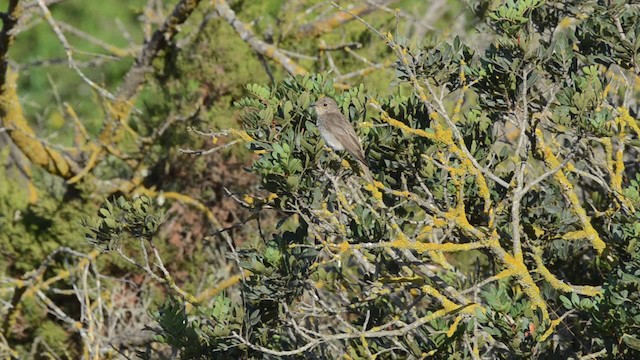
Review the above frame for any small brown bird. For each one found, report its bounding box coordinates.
[312,96,373,182]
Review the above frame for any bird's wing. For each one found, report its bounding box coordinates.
[324,113,368,165]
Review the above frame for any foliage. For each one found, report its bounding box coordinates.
[150,296,244,359]
[0,149,95,272]
[2,0,640,359]
[84,195,165,251]
[215,0,640,358]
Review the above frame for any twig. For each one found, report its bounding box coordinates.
[579,349,608,360]
[117,0,204,101]
[37,0,118,101]
[179,139,241,155]
[214,0,308,76]
[298,0,399,37]
[518,152,575,196]
[0,0,22,86]
[511,66,531,261]
[612,14,627,42]
[231,302,473,357]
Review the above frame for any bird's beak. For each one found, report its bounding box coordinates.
[310,103,317,108]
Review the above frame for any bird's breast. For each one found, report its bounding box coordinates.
[317,122,345,151]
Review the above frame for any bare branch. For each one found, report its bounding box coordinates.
[117,0,204,101]
[214,0,308,76]
[299,0,399,37]
[37,0,118,101]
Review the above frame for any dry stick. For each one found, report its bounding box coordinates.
[343,174,470,305]
[115,18,136,47]
[291,189,378,275]
[231,302,472,357]
[579,349,608,360]
[176,11,216,48]
[39,1,244,291]
[37,0,117,101]
[332,43,394,83]
[75,264,95,358]
[214,0,307,76]
[612,14,627,42]
[0,0,21,87]
[30,0,176,185]
[180,139,242,155]
[423,80,510,189]
[518,153,574,196]
[117,0,204,101]
[334,63,389,82]
[22,0,63,10]
[116,244,198,305]
[36,290,80,328]
[325,172,377,274]
[511,66,531,261]
[2,248,98,339]
[56,21,133,57]
[320,39,341,76]
[363,0,435,32]
[298,0,399,37]
[15,56,116,71]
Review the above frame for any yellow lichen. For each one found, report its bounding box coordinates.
[0,70,71,178]
[422,285,458,311]
[364,182,383,201]
[230,129,254,142]
[428,250,454,270]
[433,123,454,145]
[532,225,545,238]
[533,249,601,297]
[540,317,563,342]
[536,129,606,254]
[381,275,422,284]
[619,107,640,137]
[558,17,575,29]
[385,236,484,253]
[447,315,462,337]
[433,218,447,227]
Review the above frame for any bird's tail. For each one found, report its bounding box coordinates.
[359,162,374,183]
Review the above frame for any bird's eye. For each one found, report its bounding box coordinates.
[323,103,327,107]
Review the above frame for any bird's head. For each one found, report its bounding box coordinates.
[312,96,339,115]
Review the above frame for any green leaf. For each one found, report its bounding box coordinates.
[622,334,640,351]
[560,295,573,309]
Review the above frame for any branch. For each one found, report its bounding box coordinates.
[298,0,399,37]
[232,303,479,357]
[213,0,308,76]
[37,0,117,101]
[0,0,21,86]
[0,71,79,179]
[511,66,531,261]
[117,0,204,102]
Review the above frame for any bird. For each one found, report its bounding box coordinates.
[312,96,374,182]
